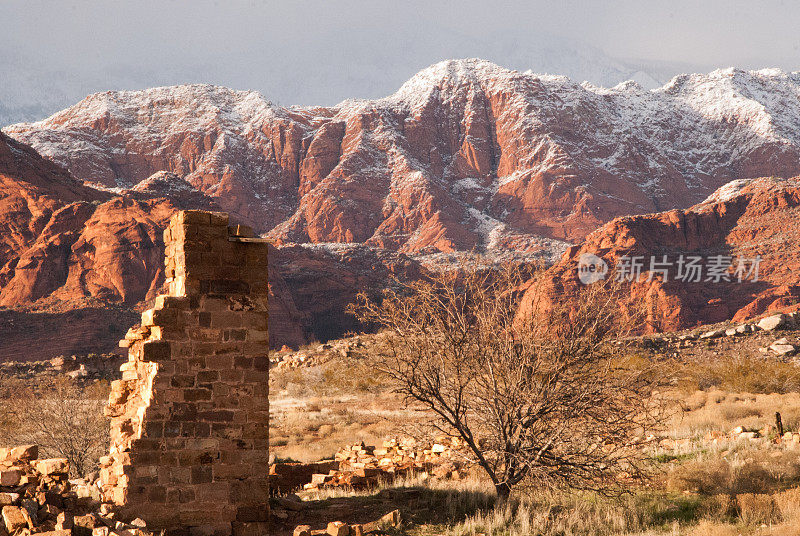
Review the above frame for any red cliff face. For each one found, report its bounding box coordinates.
[517,177,800,331]
[7,61,800,257]
[0,133,430,357]
[4,61,800,354]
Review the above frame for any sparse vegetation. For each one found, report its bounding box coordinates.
[0,375,109,476]
[352,268,667,499]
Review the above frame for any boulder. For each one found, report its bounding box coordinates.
[0,445,38,463]
[0,494,18,507]
[293,525,311,536]
[770,337,797,356]
[2,505,32,532]
[326,521,350,536]
[699,329,724,339]
[32,459,69,477]
[759,314,790,331]
[0,469,23,487]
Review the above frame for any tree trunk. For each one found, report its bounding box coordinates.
[495,482,512,501]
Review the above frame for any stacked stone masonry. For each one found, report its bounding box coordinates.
[99,210,270,536]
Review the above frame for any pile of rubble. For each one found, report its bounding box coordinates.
[300,436,469,492]
[292,509,400,536]
[271,335,388,371]
[0,444,153,536]
[657,426,800,452]
[643,313,800,358]
[0,355,124,383]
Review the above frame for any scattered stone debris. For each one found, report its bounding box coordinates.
[0,355,124,383]
[270,436,470,495]
[657,426,800,452]
[758,313,792,332]
[639,312,800,358]
[271,335,384,370]
[0,444,154,536]
[291,509,400,536]
[768,337,797,356]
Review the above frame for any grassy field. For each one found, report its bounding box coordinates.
[269,330,800,535]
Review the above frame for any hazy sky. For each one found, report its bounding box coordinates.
[1,0,799,109]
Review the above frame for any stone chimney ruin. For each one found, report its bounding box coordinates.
[99,210,270,536]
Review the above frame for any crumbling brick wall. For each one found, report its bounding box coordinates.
[99,210,269,536]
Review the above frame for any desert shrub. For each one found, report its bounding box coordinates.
[666,455,800,498]
[680,354,800,394]
[0,377,109,476]
[353,268,668,499]
[737,493,780,525]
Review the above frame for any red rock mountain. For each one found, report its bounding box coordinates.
[518,176,800,330]
[7,60,800,257]
[3,60,800,358]
[0,132,424,359]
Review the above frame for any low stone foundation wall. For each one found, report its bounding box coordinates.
[99,210,269,536]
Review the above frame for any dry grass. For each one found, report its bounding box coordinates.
[668,388,800,437]
[677,352,800,395]
[270,347,800,535]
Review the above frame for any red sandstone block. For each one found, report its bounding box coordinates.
[184,389,212,402]
[228,224,254,238]
[209,212,229,226]
[185,356,206,369]
[196,370,219,383]
[171,375,195,388]
[231,479,269,503]
[219,244,246,266]
[198,297,232,312]
[212,383,231,397]
[223,329,247,342]
[244,246,268,265]
[242,370,267,383]
[198,410,235,422]
[164,422,181,437]
[168,466,192,484]
[197,225,228,240]
[186,327,222,342]
[233,356,253,369]
[241,342,267,355]
[211,312,243,329]
[190,466,213,485]
[142,340,171,362]
[248,411,270,424]
[246,330,268,343]
[155,295,191,310]
[213,464,251,480]
[144,421,164,438]
[178,211,212,226]
[160,451,179,466]
[170,403,198,421]
[205,355,234,369]
[194,482,231,502]
[209,279,250,295]
[214,265,242,281]
[218,370,243,383]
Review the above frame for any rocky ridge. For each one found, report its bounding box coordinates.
[518,176,800,330]
[7,60,800,256]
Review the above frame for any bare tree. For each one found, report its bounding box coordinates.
[0,377,109,477]
[351,266,665,499]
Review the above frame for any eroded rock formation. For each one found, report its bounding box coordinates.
[518,177,800,330]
